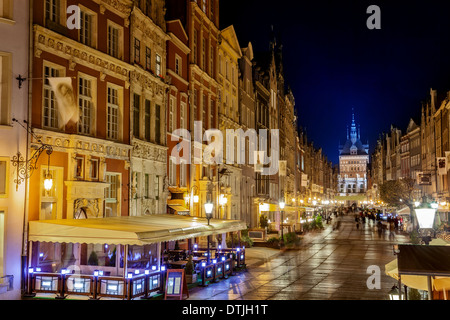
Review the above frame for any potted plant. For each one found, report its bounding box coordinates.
[184,255,197,284]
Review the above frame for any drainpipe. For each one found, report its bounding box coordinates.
[21,0,33,295]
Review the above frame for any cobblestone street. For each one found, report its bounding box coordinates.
[188,214,411,300]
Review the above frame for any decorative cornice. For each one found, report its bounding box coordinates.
[34,24,132,84]
[32,128,132,161]
[132,8,170,47]
[130,67,167,98]
[132,139,167,163]
[92,0,133,19]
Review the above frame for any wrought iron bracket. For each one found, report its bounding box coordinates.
[11,118,53,191]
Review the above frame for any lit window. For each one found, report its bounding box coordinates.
[180,160,187,187]
[154,175,160,200]
[175,55,181,76]
[169,157,176,186]
[78,76,94,135]
[107,22,122,59]
[105,173,120,217]
[155,54,162,77]
[80,9,95,47]
[45,0,60,24]
[43,63,64,129]
[134,38,140,64]
[0,0,13,20]
[107,85,119,140]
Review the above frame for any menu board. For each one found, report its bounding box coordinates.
[164,269,189,300]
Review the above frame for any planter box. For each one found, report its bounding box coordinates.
[186,273,197,284]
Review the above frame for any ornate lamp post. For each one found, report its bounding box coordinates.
[279,201,285,248]
[415,197,437,245]
[204,201,214,263]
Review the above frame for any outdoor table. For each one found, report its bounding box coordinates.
[168,250,185,253]
[168,260,188,268]
[191,256,206,262]
[192,250,208,257]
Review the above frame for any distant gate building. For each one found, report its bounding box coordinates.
[338,111,369,197]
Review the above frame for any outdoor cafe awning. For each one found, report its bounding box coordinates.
[385,240,450,292]
[28,214,247,246]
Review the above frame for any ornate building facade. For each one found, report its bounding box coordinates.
[338,112,369,197]
[129,0,169,217]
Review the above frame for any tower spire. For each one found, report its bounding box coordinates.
[350,109,357,144]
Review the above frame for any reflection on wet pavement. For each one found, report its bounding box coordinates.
[188,215,410,300]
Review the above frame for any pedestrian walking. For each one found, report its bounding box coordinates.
[355,216,360,230]
[389,221,396,240]
[377,221,383,238]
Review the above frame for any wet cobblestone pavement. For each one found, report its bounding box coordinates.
[188,215,411,300]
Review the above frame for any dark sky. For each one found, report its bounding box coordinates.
[220,0,450,164]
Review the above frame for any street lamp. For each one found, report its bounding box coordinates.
[415,197,437,244]
[204,201,214,264]
[388,284,404,300]
[279,201,285,248]
[204,201,214,225]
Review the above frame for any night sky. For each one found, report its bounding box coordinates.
[220,0,450,164]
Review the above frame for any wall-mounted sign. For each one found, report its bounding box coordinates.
[417,172,432,185]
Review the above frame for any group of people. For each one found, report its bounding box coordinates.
[354,209,401,239]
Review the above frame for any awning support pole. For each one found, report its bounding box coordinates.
[398,275,402,300]
[428,276,433,300]
[123,244,129,278]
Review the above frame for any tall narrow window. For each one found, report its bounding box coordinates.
[193,89,198,121]
[107,85,119,140]
[202,94,207,130]
[144,173,150,198]
[45,0,60,23]
[193,29,198,64]
[108,24,120,58]
[169,157,176,186]
[155,104,161,144]
[155,54,162,77]
[144,99,151,141]
[180,101,186,130]
[134,38,140,64]
[145,47,151,71]
[202,38,206,70]
[175,55,181,76]
[210,99,214,129]
[133,94,140,138]
[154,175,160,200]
[105,173,119,217]
[78,76,93,135]
[43,65,60,129]
[90,159,99,180]
[210,46,214,76]
[145,0,152,16]
[80,10,94,47]
[180,160,186,187]
[169,96,176,132]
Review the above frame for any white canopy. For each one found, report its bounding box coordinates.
[397,206,411,215]
[29,214,247,246]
